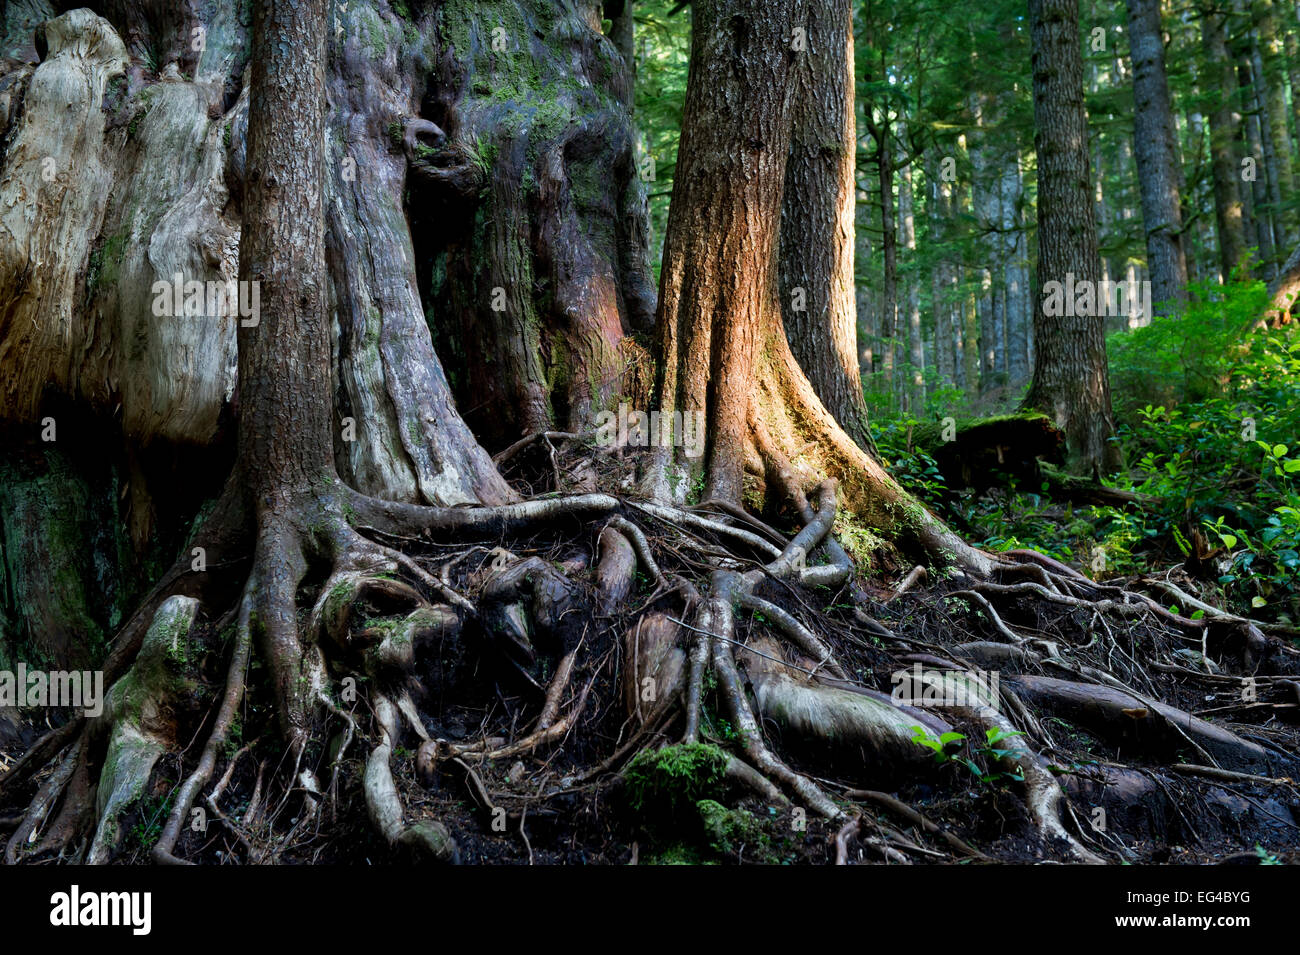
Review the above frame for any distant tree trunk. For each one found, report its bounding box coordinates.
[1183,106,1214,283]
[857,216,877,376]
[953,171,975,393]
[969,93,1001,395]
[1126,0,1189,310]
[1239,55,1276,280]
[898,161,924,413]
[1001,156,1031,387]
[1024,0,1121,475]
[1200,3,1249,279]
[962,285,980,394]
[876,127,899,407]
[779,0,874,454]
[1254,0,1294,243]
[926,154,956,391]
[1283,2,1300,159]
[1250,40,1284,275]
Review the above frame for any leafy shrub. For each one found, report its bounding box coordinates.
[1108,277,1270,414]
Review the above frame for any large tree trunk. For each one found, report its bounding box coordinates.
[1125,0,1189,310]
[1023,0,1120,475]
[424,0,656,451]
[778,0,874,454]
[652,0,983,565]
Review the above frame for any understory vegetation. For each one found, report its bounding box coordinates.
[875,281,1300,626]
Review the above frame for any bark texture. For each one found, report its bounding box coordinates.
[1199,4,1248,280]
[652,0,986,567]
[1126,0,1188,309]
[425,0,656,450]
[778,0,873,454]
[1023,0,1121,475]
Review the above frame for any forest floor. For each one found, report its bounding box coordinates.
[3,439,1297,865]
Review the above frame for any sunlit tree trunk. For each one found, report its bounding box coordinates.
[779,0,874,453]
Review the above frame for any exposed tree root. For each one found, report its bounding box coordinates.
[4,467,1292,866]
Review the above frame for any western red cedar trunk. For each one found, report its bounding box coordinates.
[1023,0,1121,475]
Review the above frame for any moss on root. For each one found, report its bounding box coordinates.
[622,742,729,817]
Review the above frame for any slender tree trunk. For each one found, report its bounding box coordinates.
[1284,2,1300,161]
[927,154,956,390]
[898,161,924,413]
[1024,0,1120,474]
[779,0,874,453]
[238,0,332,501]
[1126,0,1189,310]
[1254,0,1294,243]
[1239,54,1276,279]
[1200,3,1249,279]
[877,129,898,410]
[1184,105,1214,283]
[969,93,1000,395]
[1001,155,1031,387]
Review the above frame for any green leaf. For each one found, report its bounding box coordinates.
[1252,596,1267,609]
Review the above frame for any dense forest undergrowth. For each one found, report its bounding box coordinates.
[880,282,1300,627]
